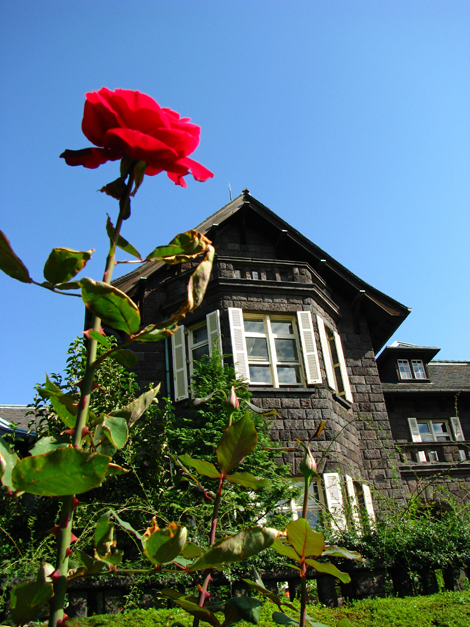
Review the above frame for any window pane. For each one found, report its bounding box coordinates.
[246,337,269,359]
[418,422,433,442]
[433,422,451,441]
[192,344,209,361]
[244,319,265,334]
[278,365,301,384]
[192,326,208,345]
[398,360,412,379]
[271,321,294,335]
[252,271,259,280]
[249,365,272,383]
[412,360,426,379]
[275,338,298,361]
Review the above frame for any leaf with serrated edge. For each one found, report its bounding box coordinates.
[110,384,160,427]
[226,597,262,625]
[0,231,31,283]
[43,247,93,285]
[110,348,139,368]
[226,471,269,490]
[271,538,301,562]
[109,509,142,540]
[50,395,77,428]
[11,448,111,496]
[179,453,221,479]
[146,230,211,261]
[272,612,299,626]
[106,216,141,259]
[243,579,284,607]
[163,595,221,627]
[322,545,362,561]
[216,412,257,475]
[305,559,351,584]
[87,330,111,349]
[102,416,128,449]
[134,321,177,343]
[142,521,187,565]
[189,527,278,571]
[80,278,140,335]
[0,438,19,489]
[286,518,325,559]
[185,245,214,312]
[181,541,202,559]
[9,581,53,624]
[29,436,71,456]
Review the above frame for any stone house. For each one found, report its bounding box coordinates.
[114,189,468,528]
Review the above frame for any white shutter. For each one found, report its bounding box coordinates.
[450,417,465,442]
[171,325,188,401]
[297,311,322,384]
[317,316,335,391]
[334,331,353,403]
[207,310,223,363]
[228,308,249,380]
[362,484,376,524]
[345,475,361,529]
[323,473,346,531]
[408,417,426,462]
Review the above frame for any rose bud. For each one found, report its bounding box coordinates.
[299,442,318,480]
[225,386,239,410]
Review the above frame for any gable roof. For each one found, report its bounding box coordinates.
[114,190,410,352]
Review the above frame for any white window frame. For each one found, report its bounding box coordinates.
[398,359,427,380]
[407,416,464,463]
[317,316,353,403]
[171,311,222,402]
[276,478,325,528]
[228,308,321,388]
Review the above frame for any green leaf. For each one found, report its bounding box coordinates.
[336,620,354,627]
[29,435,71,456]
[225,597,262,625]
[271,538,301,563]
[109,509,142,540]
[322,545,362,561]
[110,384,160,427]
[105,462,129,476]
[11,448,111,496]
[160,592,221,627]
[94,511,123,566]
[9,581,53,624]
[0,231,31,283]
[110,348,139,368]
[146,230,211,262]
[189,527,279,571]
[242,579,284,608]
[244,400,278,416]
[43,247,93,284]
[216,412,257,475]
[50,394,77,428]
[134,321,178,343]
[304,559,351,584]
[272,612,299,626]
[106,216,141,259]
[102,415,128,449]
[73,550,107,576]
[286,518,325,559]
[181,541,202,559]
[142,521,188,565]
[55,280,81,290]
[185,245,214,312]
[87,330,111,349]
[0,437,19,490]
[179,453,221,479]
[226,471,269,490]
[80,277,141,335]
[130,160,147,197]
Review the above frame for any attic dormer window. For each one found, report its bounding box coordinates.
[398,359,427,380]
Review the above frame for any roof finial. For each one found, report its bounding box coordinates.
[242,188,250,199]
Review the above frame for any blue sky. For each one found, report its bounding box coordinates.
[1,1,469,404]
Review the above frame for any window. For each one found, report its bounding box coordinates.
[317,316,353,403]
[228,309,322,387]
[171,311,222,401]
[408,417,465,463]
[398,359,427,380]
[276,479,324,528]
[344,475,376,531]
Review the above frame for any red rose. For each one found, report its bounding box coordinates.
[61,88,213,187]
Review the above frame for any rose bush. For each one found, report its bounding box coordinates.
[61,87,213,187]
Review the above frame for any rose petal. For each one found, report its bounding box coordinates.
[60,148,122,169]
[167,170,188,187]
[103,128,178,163]
[154,127,200,157]
[103,89,171,134]
[177,157,214,182]
[82,91,123,146]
